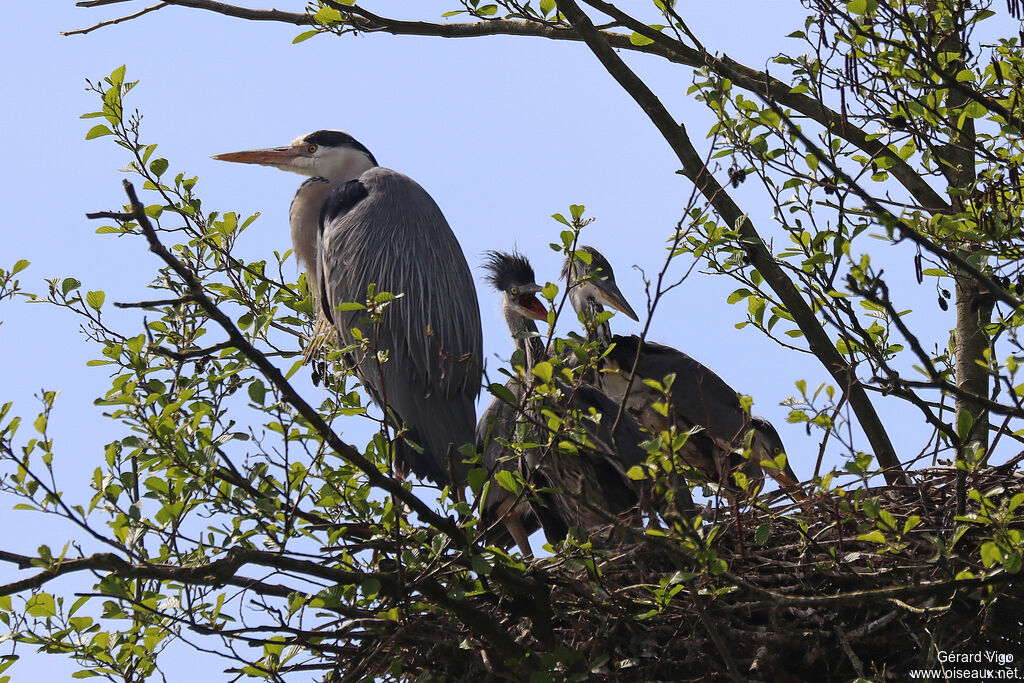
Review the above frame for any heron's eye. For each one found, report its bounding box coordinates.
[307,144,318,154]
[510,286,519,296]
[773,446,782,455]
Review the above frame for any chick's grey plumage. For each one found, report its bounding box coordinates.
[479,251,647,553]
[563,246,803,499]
[214,131,482,488]
[476,251,558,555]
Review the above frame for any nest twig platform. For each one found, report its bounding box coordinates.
[327,461,1024,682]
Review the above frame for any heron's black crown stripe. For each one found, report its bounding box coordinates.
[303,130,378,165]
[482,250,536,292]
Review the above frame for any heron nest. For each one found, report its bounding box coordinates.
[327,459,1024,682]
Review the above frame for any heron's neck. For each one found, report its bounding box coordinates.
[578,295,611,345]
[288,152,378,277]
[506,314,546,372]
[289,178,332,277]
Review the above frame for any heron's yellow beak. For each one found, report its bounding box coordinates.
[594,281,640,321]
[211,146,299,167]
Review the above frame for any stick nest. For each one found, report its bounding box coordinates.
[328,460,1024,682]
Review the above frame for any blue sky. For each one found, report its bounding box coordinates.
[0,1,931,679]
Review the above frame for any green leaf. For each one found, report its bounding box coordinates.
[149,158,169,177]
[921,268,948,278]
[488,382,518,407]
[25,593,56,618]
[726,288,752,305]
[962,101,987,119]
[85,124,112,140]
[314,6,344,24]
[471,553,493,575]
[85,290,105,310]
[72,669,100,678]
[532,361,553,384]
[494,470,520,494]
[11,259,29,274]
[61,278,81,296]
[109,64,127,87]
[248,380,266,405]
[857,530,887,544]
[477,3,498,15]
[629,31,654,46]
[551,213,570,227]
[956,409,973,441]
[292,30,320,44]
[878,509,896,531]
[540,0,556,15]
[846,0,876,14]
[468,467,487,497]
[980,541,1002,567]
[360,578,381,599]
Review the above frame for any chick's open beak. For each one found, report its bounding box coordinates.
[517,284,548,321]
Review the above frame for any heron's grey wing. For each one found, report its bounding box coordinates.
[608,335,750,448]
[476,386,565,544]
[569,382,648,471]
[476,392,517,519]
[316,179,368,328]
[573,382,698,520]
[319,168,483,486]
[531,381,641,534]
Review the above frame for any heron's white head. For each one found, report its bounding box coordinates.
[212,130,378,184]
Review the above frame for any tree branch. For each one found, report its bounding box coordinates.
[554,0,905,485]
[62,2,166,36]
[93,181,463,537]
[70,0,950,215]
[83,181,541,665]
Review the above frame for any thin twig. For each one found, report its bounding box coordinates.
[63,2,165,36]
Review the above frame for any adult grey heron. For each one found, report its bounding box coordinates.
[213,131,482,491]
[477,251,653,554]
[562,246,804,502]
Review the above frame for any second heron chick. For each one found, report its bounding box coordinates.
[562,246,805,504]
[477,250,657,557]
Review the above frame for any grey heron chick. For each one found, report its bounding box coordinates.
[214,130,482,490]
[562,246,804,502]
[479,251,652,554]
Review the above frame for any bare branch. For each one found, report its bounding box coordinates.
[63,2,166,36]
[553,0,905,484]
[70,0,948,215]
